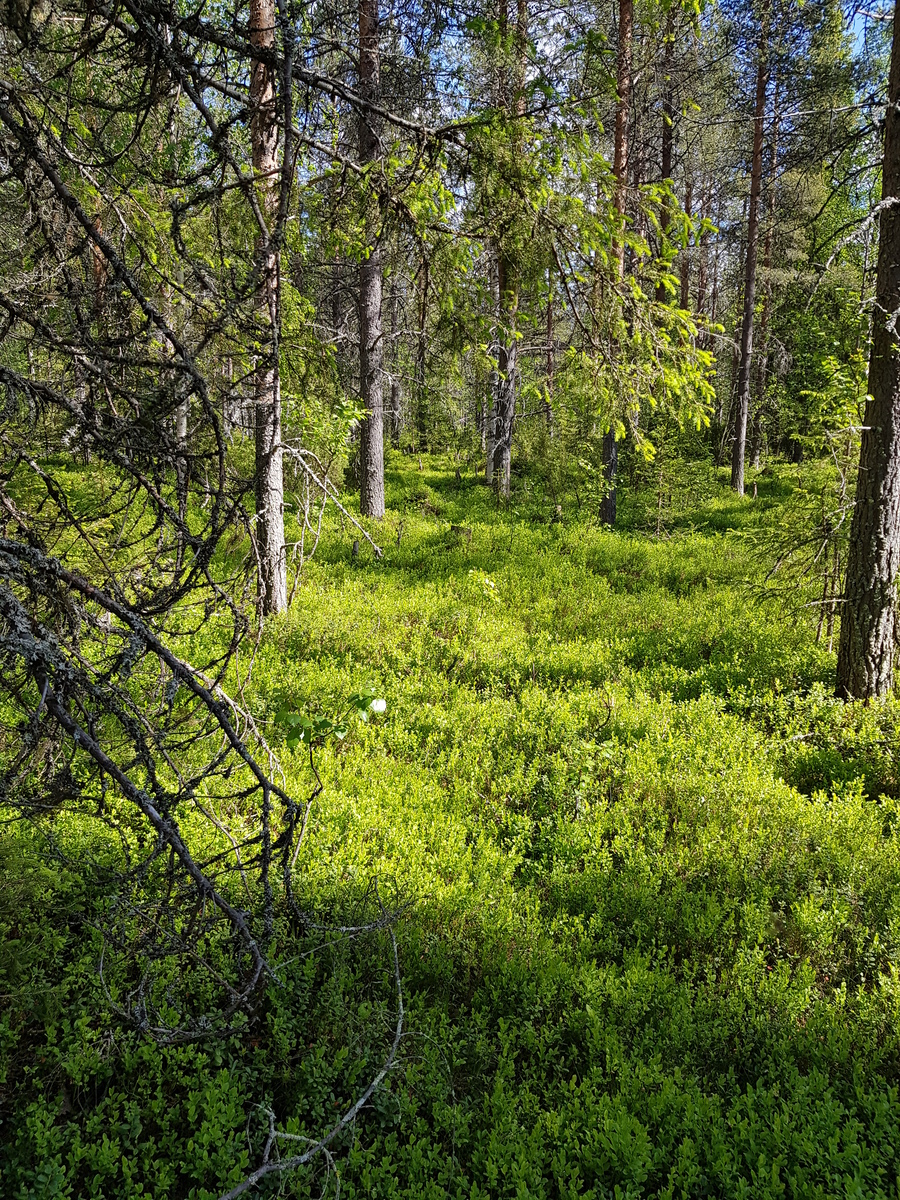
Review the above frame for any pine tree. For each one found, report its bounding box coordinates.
[836,0,900,699]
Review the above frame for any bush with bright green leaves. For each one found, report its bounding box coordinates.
[3,454,900,1200]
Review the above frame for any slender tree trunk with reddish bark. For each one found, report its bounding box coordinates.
[250,0,287,614]
[837,0,900,699]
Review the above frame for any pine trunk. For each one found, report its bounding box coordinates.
[836,1,900,700]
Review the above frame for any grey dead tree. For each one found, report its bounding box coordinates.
[358,0,387,518]
[250,0,288,612]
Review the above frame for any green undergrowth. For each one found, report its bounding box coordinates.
[3,455,900,1199]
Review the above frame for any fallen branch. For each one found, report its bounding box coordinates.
[217,906,404,1200]
[285,448,383,560]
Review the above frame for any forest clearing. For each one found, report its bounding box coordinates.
[3,456,900,1198]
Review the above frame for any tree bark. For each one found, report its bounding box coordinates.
[358,0,386,518]
[751,96,779,471]
[488,0,527,499]
[836,1,900,700]
[545,279,555,436]
[612,0,633,283]
[599,430,618,526]
[695,176,711,327]
[602,0,632,526]
[709,186,723,329]
[656,8,674,305]
[389,272,401,448]
[491,251,518,496]
[731,29,769,497]
[175,392,189,518]
[416,252,429,452]
[250,0,287,614]
[629,46,646,254]
[163,260,190,522]
[331,246,350,394]
[680,174,692,310]
[485,251,498,484]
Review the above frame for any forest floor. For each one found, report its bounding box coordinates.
[3,454,900,1199]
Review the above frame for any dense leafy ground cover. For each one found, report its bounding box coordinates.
[3,456,900,1199]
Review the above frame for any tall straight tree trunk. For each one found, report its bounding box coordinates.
[492,251,518,496]
[680,174,693,310]
[720,190,747,467]
[731,29,769,497]
[707,189,725,455]
[224,356,240,436]
[331,248,349,394]
[656,8,674,304]
[358,0,385,518]
[599,430,618,525]
[629,52,646,253]
[751,95,779,470]
[484,12,503,487]
[250,0,287,614]
[485,251,498,483]
[545,278,555,436]
[695,177,711,324]
[388,272,401,448]
[489,0,527,499]
[837,1,900,700]
[601,0,632,527]
[709,187,723,329]
[611,0,632,281]
[416,252,429,452]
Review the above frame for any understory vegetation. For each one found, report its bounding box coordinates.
[3,455,900,1200]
